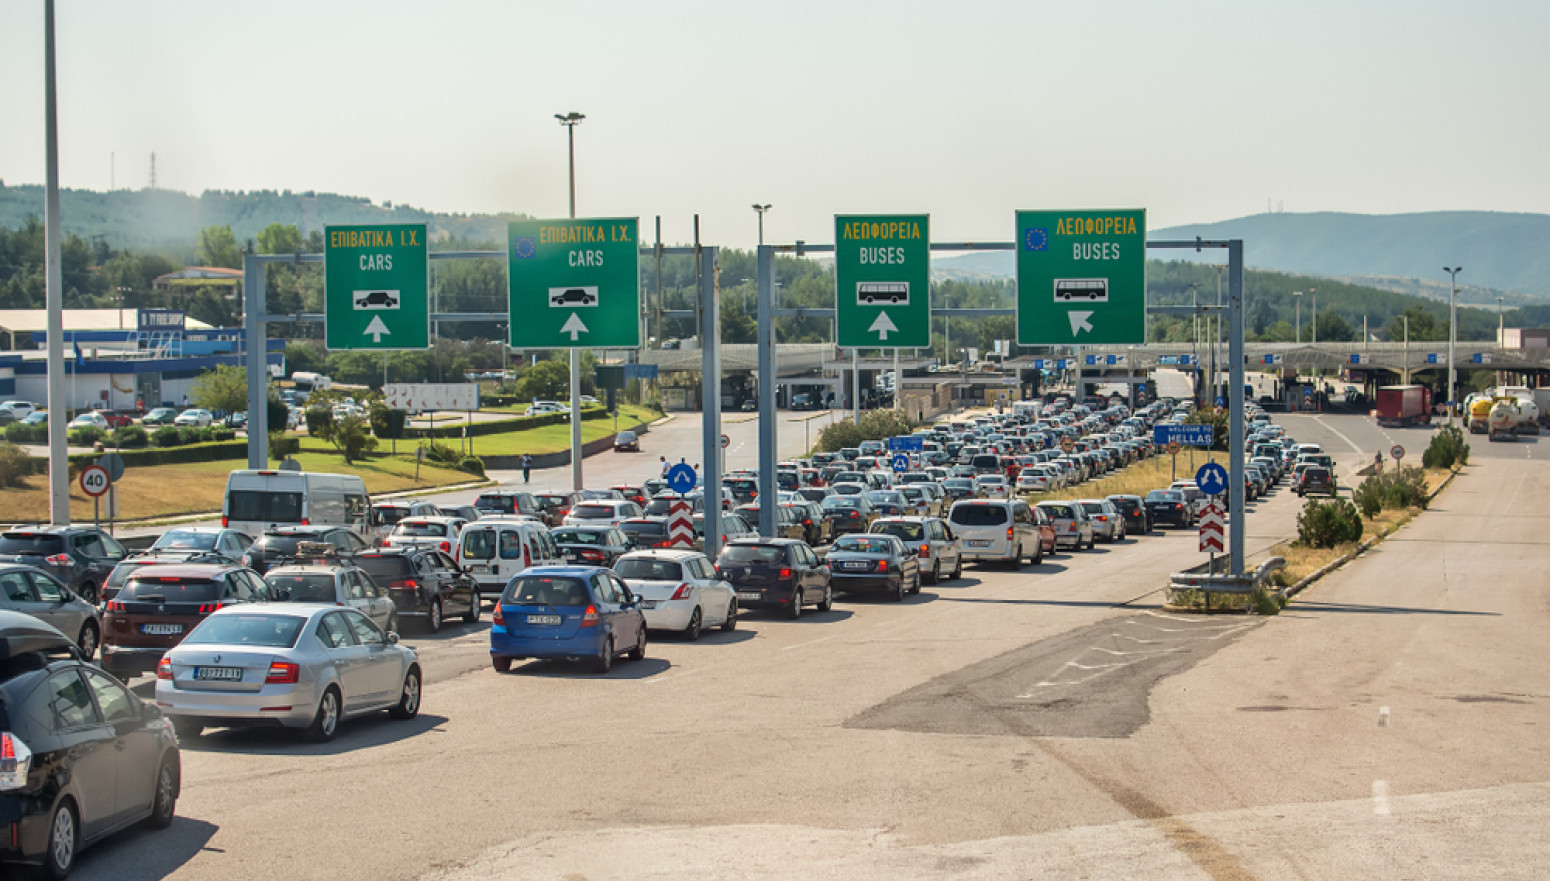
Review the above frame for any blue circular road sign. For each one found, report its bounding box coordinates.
[666,463,698,494]
[1195,462,1229,496]
[1214,396,1226,408]
[890,453,911,473]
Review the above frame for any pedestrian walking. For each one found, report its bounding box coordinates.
[660,455,670,477]
[522,453,532,483]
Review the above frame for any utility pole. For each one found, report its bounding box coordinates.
[1444,266,1462,423]
[752,204,771,246]
[44,0,69,524]
[556,111,585,490]
[1293,291,1303,344]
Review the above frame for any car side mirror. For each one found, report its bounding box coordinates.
[142,702,163,721]
[386,631,399,644]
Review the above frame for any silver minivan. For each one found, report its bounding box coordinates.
[946,499,1042,569]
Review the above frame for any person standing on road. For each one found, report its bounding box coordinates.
[522,453,532,483]
[660,455,670,478]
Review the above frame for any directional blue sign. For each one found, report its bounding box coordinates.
[1153,424,1215,447]
[666,463,698,494]
[1214,396,1226,408]
[1263,354,1283,365]
[1056,359,1069,369]
[1033,358,1045,369]
[1195,462,1229,496]
[1472,352,1491,364]
[1107,354,1120,365]
[1426,353,1439,364]
[1350,354,1369,365]
[890,453,911,473]
[888,435,924,452]
[1085,355,1097,366]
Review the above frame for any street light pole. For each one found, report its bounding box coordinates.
[1293,291,1303,344]
[1310,287,1318,345]
[752,204,771,246]
[1444,266,1462,422]
[556,111,585,490]
[1497,296,1505,385]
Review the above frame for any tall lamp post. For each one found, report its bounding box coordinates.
[1310,287,1318,345]
[556,111,585,490]
[1293,291,1303,343]
[1444,266,1462,422]
[752,204,771,246]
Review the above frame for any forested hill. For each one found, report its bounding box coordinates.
[0,184,525,257]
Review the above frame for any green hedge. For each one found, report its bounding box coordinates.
[66,439,248,469]
[401,405,609,439]
[3,423,46,444]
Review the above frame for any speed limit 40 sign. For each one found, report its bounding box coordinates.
[79,464,111,497]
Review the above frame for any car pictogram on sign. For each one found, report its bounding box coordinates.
[549,286,599,307]
[354,289,401,310]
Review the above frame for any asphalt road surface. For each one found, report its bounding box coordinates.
[75,413,1550,881]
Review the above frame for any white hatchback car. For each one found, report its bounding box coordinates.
[174,408,213,426]
[562,500,644,527]
[614,548,736,640]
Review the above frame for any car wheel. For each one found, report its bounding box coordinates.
[817,584,833,613]
[144,758,178,829]
[43,799,78,881]
[76,621,98,661]
[788,590,804,620]
[721,600,738,632]
[627,627,647,661]
[951,554,963,580]
[928,559,940,585]
[909,571,921,595]
[426,598,443,633]
[462,589,481,624]
[492,656,512,673]
[1009,544,1023,570]
[303,686,342,743]
[891,577,906,602]
[76,580,98,606]
[389,667,421,720]
[683,607,703,641]
[593,638,615,674]
[172,718,202,741]
[1031,541,1043,565]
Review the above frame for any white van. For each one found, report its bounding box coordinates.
[222,470,369,538]
[455,517,565,594]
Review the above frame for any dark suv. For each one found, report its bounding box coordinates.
[1296,467,1336,497]
[0,612,180,877]
[352,547,480,633]
[242,525,370,575]
[474,491,543,519]
[0,525,128,605]
[714,539,831,620]
[101,563,267,678]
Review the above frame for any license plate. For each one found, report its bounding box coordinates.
[193,666,242,681]
[968,540,991,547]
[736,591,761,601]
[471,564,490,573]
[526,615,562,625]
[640,600,657,609]
[142,623,183,635]
[841,561,870,570]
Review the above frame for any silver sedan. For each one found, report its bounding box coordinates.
[155,604,421,742]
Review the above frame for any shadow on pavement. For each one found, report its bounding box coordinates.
[73,816,219,881]
[1291,601,1501,617]
[180,713,450,757]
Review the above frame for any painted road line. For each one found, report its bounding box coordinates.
[1373,779,1392,815]
[1379,706,1391,728]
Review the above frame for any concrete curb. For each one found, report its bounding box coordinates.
[1285,464,1464,599]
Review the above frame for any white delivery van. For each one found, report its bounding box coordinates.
[222,470,370,538]
[455,517,565,594]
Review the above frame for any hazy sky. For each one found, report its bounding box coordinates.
[2,0,1546,247]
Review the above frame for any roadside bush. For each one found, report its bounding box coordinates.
[68,426,104,446]
[816,419,864,453]
[151,426,183,447]
[322,414,377,464]
[3,423,45,444]
[1184,408,1230,451]
[113,425,149,448]
[458,456,486,478]
[1296,497,1364,549]
[1422,425,1470,469]
[0,441,33,488]
[269,432,300,460]
[1353,465,1429,517]
[367,401,407,440]
[212,428,236,442]
[178,426,215,445]
[305,407,335,438]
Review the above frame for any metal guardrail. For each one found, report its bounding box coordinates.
[1166,556,1285,612]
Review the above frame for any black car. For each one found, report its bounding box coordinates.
[714,539,831,620]
[1106,494,1152,534]
[0,612,180,878]
[825,534,920,601]
[473,491,543,519]
[1297,467,1336,497]
[0,525,128,605]
[1143,490,1193,528]
[241,525,370,575]
[552,525,633,564]
[617,518,672,550]
[352,547,479,633]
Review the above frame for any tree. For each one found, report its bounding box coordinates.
[196,225,241,269]
[515,360,570,401]
[257,223,305,255]
[190,364,250,414]
[316,413,378,464]
[1384,305,1447,342]
[1314,310,1356,342]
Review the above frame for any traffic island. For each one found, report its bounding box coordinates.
[1164,557,1285,614]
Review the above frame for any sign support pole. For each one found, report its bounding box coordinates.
[852,350,860,422]
[43,0,70,526]
[1227,239,1246,575]
[699,245,722,555]
[570,349,583,490]
[756,244,777,537]
[243,251,270,468]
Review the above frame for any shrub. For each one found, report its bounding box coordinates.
[458,456,486,477]
[326,414,378,464]
[305,407,335,438]
[423,440,461,465]
[212,428,236,442]
[1422,425,1470,469]
[0,441,33,488]
[113,425,148,448]
[151,426,183,447]
[269,432,300,460]
[1296,497,1364,549]
[178,426,215,445]
[268,394,290,435]
[67,426,104,446]
[3,423,44,444]
[367,402,407,440]
[816,419,864,452]
[1352,477,1383,519]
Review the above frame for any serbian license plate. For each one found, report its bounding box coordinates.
[640,600,657,609]
[736,591,761,601]
[841,561,870,570]
[968,540,992,547]
[193,666,242,681]
[526,615,562,625]
[142,623,183,635]
[471,564,490,573]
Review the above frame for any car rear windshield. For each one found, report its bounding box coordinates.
[1147,491,1183,502]
[183,614,304,648]
[1109,498,1140,512]
[615,558,682,581]
[253,535,306,555]
[370,506,410,526]
[353,554,414,582]
[949,505,1008,526]
[475,495,517,512]
[0,533,65,555]
[265,574,338,603]
[873,522,924,541]
[153,529,219,551]
[1040,504,1077,519]
[718,545,788,565]
[571,504,617,519]
[821,498,860,510]
[227,490,304,523]
[460,530,497,560]
[392,521,447,537]
[833,536,893,554]
[619,521,666,536]
[106,560,160,589]
[503,576,590,607]
[1079,503,1105,515]
[121,578,221,602]
[554,528,608,544]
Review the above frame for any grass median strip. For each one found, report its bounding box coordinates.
[1016,451,1226,505]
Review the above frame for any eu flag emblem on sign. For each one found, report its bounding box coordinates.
[1023,227,1048,251]
[512,236,537,259]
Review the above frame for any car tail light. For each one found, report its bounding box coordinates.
[300,518,310,526]
[778,568,793,580]
[918,544,930,559]
[877,560,889,572]
[580,549,605,562]
[157,658,173,680]
[265,661,300,684]
[1006,526,1015,540]
[107,601,126,612]
[391,579,419,591]
[221,516,229,527]
[1095,515,1107,521]
[0,732,33,791]
[44,554,72,566]
[524,546,531,569]
[849,511,859,519]
[197,602,225,614]
[440,541,451,553]
[580,604,600,627]
[671,583,693,600]
[492,604,505,626]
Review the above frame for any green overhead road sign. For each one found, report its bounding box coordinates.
[324,223,429,350]
[1015,209,1146,346]
[834,214,930,348]
[507,218,640,349]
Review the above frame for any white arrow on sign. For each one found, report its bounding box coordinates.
[869,311,898,341]
[364,315,392,343]
[561,313,589,341]
[1068,311,1094,336]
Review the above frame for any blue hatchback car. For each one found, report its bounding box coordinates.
[490,566,647,674]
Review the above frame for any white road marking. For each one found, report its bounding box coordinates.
[1373,779,1392,815]
[1315,414,1366,454]
[781,633,843,651]
[1379,706,1390,727]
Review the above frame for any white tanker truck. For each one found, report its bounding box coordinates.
[1489,398,1523,442]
